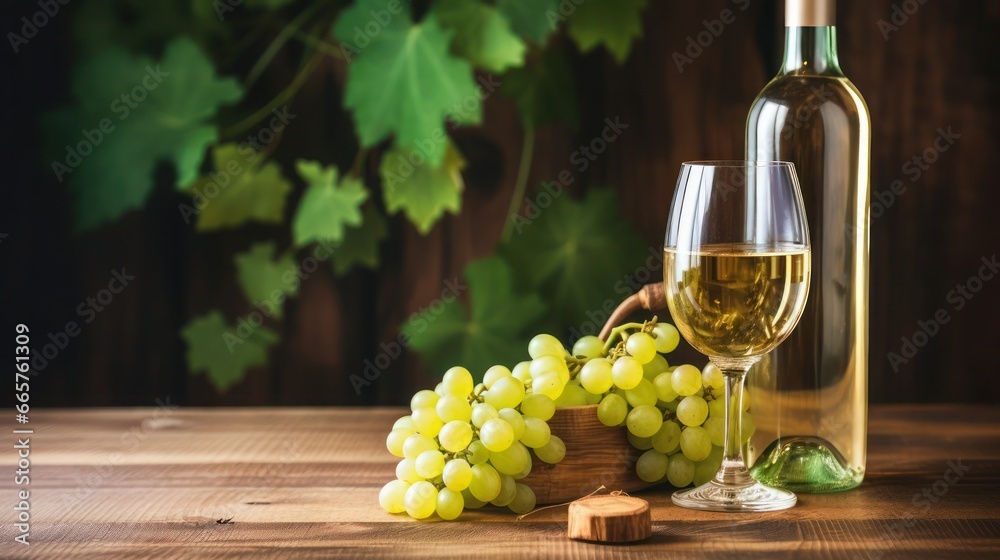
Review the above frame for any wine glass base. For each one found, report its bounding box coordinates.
[671,480,797,512]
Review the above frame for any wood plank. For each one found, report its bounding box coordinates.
[1,405,998,558]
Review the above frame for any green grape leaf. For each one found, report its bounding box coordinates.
[496,0,560,44]
[183,144,292,231]
[404,257,546,377]
[182,311,279,392]
[332,205,389,276]
[333,1,480,166]
[292,160,369,247]
[500,48,579,128]
[44,37,243,231]
[434,0,526,72]
[566,0,649,63]
[233,242,298,318]
[499,189,646,329]
[381,142,465,234]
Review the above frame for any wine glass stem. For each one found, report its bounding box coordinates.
[710,357,760,487]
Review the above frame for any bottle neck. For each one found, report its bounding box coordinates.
[781,26,842,76]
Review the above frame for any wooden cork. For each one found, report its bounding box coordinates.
[567,495,652,543]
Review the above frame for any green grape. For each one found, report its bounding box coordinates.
[498,408,525,439]
[554,384,589,407]
[489,440,530,475]
[462,488,486,509]
[534,435,566,464]
[693,447,724,486]
[676,396,709,427]
[404,480,438,519]
[679,426,712,461]
[411,407,443,438]
[652,420,682,454]
[627,431,653,450]
[466,440,490,465]
[661,399,679,413]
[483,365,512,389]
[520,417,551,448]
[651,323,680,353]
[469,463,502,502]
[434,383,446,396]
[584,389,603,405]
[438,420,473,452]
[597,393,628,427]
[491,474,517,507]
[636,449,669,483]
[703,417,725,446]
[436,487,464,520]
[579,359,614,394]
[392,416,415,431]
[625,332,657,364]
[379,479,410,513]
[410,390,439,412]
[643,353,669,379]
[471,403,499,428]
[652,372,679,402]
[572,335,605,358]
[512,457,532,480]
[508,483,536,514]
[627,405,663,438]
[442,366,474,397]
[702,363,724,389]
[436,394,473,423]
[625,378,658,407]
[530,355,570,384]
[443,459,473,491]
[386,428,415,458]
[612,356,643,390]
[531,372,564,400]
[484,376,526,410]
[695,387,705,398]
[479,418,515,452]
[708,397,726,418]
[742,387,752,411]
[670,365,702,396]
[512,361,533,383]
[742,411,756,439]
[415,450,445,479]
[402,433,437,460]
[520,394,556,421]
[395,458,422,483]
[528,333,565,359]
[666,454,695,487]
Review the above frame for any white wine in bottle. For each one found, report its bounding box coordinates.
[744,0,869,492]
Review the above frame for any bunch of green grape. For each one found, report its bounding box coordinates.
[557,318,755,488]
[380,358,566,521]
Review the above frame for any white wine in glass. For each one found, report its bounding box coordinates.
[664,161,811,512]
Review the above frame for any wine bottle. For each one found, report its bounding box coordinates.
[744,0,869,492]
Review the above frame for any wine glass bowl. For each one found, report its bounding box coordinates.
[663,161,811,512]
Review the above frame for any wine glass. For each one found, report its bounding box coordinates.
[663,161,811,512]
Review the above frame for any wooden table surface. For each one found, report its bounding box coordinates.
[2,404,998,559]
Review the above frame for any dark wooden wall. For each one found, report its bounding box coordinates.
[6,0,999,407]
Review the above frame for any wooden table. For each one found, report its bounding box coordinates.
[2,404,998,558]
